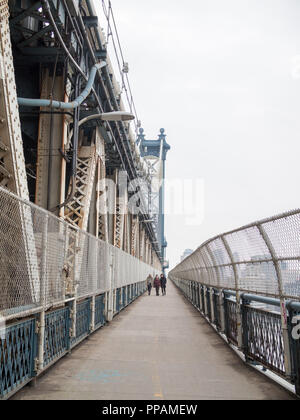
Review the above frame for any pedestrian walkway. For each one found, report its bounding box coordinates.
[12,282,295,400]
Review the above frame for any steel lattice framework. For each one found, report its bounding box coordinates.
[0,1,168,399]
[0,0,166,272]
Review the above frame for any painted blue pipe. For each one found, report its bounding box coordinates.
[241,293,280,307]
[18,62,106,109]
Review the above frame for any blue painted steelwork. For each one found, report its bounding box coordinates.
[72,299,91,345]
[127,285,131,303]
[287,302,300,394]
[115,289,121,313]
[206,288,212,321]
[193,283,197,307]
[213,289,221,329]
[122,287,127,309]
[0,281,150,399]
[95,294,106,329]
[200,285,205,310]
[242,304,285,376]
[173,278,300,397]
[0,318,37,398]
[224,297,238,346]
[196,283,200,309]
[44,307,70,367]
[240,293,280,307]
[130,284,134,300]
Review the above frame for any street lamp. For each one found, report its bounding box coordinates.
[78,111,135,127]
[68,111,135,144]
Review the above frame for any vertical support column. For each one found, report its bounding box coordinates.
[71,232,79,339]
[220,235,243,349]
[219,289,226,333]
[124,281,128,306]
[203,285,208,315]
[107,247,114,322]
[199,283,203,312]
[91,296,95,332]
[205,244,224,330]
[107,172,117,245]
[113,169,126,249]
[257,224,292,379]
[209,287,215,323]
[241,294,251,362]
[90,237,98,331]
[0,3,29,199]
[97,146,108,242]
[104,291,108,319]
[38,215,48,372]
[36,70,65,213]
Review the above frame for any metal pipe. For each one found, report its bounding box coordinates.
[38,214,48,372]
[18,62,106,109]
[287,301,300,311]
[241,293,280,307]
[223,290,236,298]
[50,74,81,213]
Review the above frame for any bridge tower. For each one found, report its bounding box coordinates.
[137,128,170,271]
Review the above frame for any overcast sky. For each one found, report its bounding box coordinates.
[96,0,300,269]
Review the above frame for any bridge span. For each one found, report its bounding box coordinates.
[11,281,295,400]
[0,0,300,402]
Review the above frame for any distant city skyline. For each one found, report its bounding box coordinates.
[180,248,194,262]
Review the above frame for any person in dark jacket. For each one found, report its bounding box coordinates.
[153,275,161,296]
[160,274,167,295]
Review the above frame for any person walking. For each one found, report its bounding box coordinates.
[160,273,167,295]
[153,275,161,296]
[146,274,153,296]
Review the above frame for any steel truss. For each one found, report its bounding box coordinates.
[4,0,163,268]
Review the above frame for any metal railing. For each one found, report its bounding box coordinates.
[0,187,154,399]
[169,208,300,398]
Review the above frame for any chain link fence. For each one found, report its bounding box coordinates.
[169,208,300,397]
[0,187,155,318]
[170,209,300,300]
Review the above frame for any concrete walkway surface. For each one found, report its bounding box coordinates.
[12,281,296,400]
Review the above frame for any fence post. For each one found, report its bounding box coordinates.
[223,293,229,340]
[71,231,80,340]
[37,214,48,372]
[221,235,243,349]
[257,224,292,380]
[91,295,95,332]
[196,283,199,309]
[210,287,215,323]
[198,283,203,312]
[199,285,204,313]
[219,289,226,333]
[107,247,114,321]
[286,301,300,396]
[241,294,250,361]
[203,286,208,316]
[124,285,127,306]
